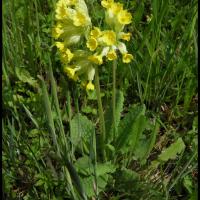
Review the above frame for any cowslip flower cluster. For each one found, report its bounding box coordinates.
[86,0,133,65]
[52,0,133,90]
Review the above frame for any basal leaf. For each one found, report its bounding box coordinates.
[71,113,94,148]
[16,67,37,87]
[141,121,160,161]
[115,104,146,151]
[81,174,109,198]
[77,160,116,198]
[119,167,139,182]
[95,162,116,176]
[158,137,185,162]
[74,156,92,176]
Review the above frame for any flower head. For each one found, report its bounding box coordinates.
[55,0,69,20]
[73,11,90,26]
[90,27,102,38]
[86,26,133,64]
[53,0,91,47]
[122,53,133,63]
[86,37,98,51]
[109,2,123,14]
[102,0,132,32]
[119,32,132,41]
[117,10,132,25]
[101,0,114,8]
[107,50,117,60]
[64,66,78,80]
[101,31,116,46]
[53,0,134,90]
[60,48,74,63]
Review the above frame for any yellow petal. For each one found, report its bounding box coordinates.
[55,42,65,51]
[119,32,132,41]
[122,53,133,63]
[86,81,94,90]
[73,11,88,26]
[101,0,114,8]
[107,50,117,61]
[109,2,123,14]
[101,30,116,46]
[90,27,102,38]
[117,10,132,25]
[55,0,68,20]
[66,49,74,62]
[86,37,98,51]
[52,24,64,39]
[61,49,74,63]
[64,66,78,80]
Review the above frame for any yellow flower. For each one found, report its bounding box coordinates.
[122,53,133,63]
[86,37,98,51]
[88,54,103,65]
[107,50,117,60]
[55,42,65,51]
[86,81,94,90]
[61,49,74,63]
[66,49,74,61]
[117,10,132,25]
[64,66,78,80]
[109,2,123,14]
[90,27,102,38]
[55,0,78,20]
[55,0,68,20]
[52,24,64,39]
[66,0,77,5]
[101,0,114,8]
[73,11,88,26]
[101,30,116,46]
[119,32,132,41]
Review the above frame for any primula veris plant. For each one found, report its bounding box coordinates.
[52,0,133,90]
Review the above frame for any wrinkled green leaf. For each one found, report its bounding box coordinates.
[96,162,116,176]
[82,174,109,198]
[158,137,185,162]
[16,67,37,87]
[71,113,94,147]
[115,104,146,151]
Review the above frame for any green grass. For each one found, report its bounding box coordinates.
[3,0,198,199]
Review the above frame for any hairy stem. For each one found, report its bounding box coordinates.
[94,66,106,161]
[112,60,117,142]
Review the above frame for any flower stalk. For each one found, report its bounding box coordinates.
[112,59,117,142]
[94,66,106,161]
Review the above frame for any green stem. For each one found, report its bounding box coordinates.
[74,85,80,113]
[94,66,106,161]
[66,90,74,152]
[112,60,117,142]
